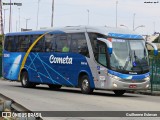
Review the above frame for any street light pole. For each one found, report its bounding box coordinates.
[36,0,40,30]
[133,13,135,30]
[153,22,155,33]
[120,24,129,29]
[134,25,145,31]
[16,20,18,32]
[116,1,118,28]
[51,0,54,27]
[3,9,8,33]
[18,8,21,31]
[9,0,12,32]
[25,18,30,29]
[87,9,89,25]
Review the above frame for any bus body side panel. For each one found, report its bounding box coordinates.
[3,51,25,80]
[25,52,94,87]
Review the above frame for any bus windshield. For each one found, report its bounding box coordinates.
[110,39,149,74]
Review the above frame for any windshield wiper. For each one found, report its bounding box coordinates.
[133,50,145,72]
[124,51,132,70]
[134,50,137,60]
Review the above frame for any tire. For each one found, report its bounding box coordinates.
[48,84,62,90]
[80,75,94,94]
[113,90,126,96]
[20,71,36,88]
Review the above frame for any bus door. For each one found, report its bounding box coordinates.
[95,40,111,88]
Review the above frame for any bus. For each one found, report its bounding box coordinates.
[3,26,158,96]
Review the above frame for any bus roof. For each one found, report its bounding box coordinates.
[5,26,143,39]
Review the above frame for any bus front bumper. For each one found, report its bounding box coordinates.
[109,78,150,90]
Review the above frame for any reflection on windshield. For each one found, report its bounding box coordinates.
[110,39,149,73]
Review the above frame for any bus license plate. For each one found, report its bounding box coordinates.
[129,85,137,88]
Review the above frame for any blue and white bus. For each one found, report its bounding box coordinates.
[3,26,158,95]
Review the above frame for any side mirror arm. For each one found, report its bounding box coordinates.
[97,38,112,54]
[146,41,158,56]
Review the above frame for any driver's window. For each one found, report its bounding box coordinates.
[97,41,107,67]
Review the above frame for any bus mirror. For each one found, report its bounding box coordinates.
[154,50,158,56]
[108,48,112,54]
[97,38,112,54]
[146,41,158,56]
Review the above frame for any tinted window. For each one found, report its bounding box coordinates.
[4,36,15,52]
[56,34,71,52]
[45,34,56,52]
[31,35,44,52]
[14,36,19,52]
[70,33,89,57]
[97,41,107,66]
[88,33,107,58]
[18,36,30,52]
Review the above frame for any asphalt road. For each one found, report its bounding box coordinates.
[0,79,160,120]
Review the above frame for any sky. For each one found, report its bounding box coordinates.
[2,0,160,35]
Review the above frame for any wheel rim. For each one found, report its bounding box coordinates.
[22,75,27,85]
[82,79,89,91]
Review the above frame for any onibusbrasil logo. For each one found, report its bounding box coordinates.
[49,55,73,64]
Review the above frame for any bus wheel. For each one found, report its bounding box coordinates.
[113,90,126,96]
[20,71,35,88]
[48,84,62,90]
[80,75,93,94]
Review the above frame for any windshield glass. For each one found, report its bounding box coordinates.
[110,39,149,74]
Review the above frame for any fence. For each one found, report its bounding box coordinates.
[150,58,160,92]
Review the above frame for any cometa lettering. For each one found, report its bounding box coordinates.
[49,55,72,64]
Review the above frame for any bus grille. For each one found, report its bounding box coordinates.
[120,79,146,83]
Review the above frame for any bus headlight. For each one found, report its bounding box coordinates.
[113,83,118,88]
[144,77,150,81]
[113,76,121,80]
[146,84,149,88]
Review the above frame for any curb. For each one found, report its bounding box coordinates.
[127,90,160,96]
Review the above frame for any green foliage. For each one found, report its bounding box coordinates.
[148,50,160,59]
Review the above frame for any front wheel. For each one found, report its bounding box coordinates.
[113,90,126,96]
[20,71,35,88]
[80,75,94,94]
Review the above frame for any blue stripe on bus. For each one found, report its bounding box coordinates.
[108,33,143,39]
[108,70,149,80]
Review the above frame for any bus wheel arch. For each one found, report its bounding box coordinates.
[20,69,36,88]
[78,72,94,94]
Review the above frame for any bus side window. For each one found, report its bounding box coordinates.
[97,41,107,67]
[88,33,108,60]
[4,36,9,51]
[45,34,56,52]
[19,36,29,52]
[71,33,89,57]
[70,39,78,52]
[56,34,71,52]
[14,36,19,52]
[31,35,45,52]
[4,36,15,52]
